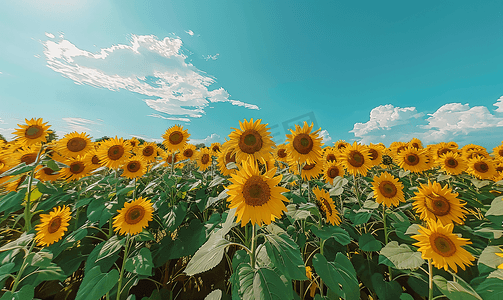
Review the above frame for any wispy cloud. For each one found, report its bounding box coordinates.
[61,117,102,134]
[185,30,194,36]
[351,97,503,147]
[45,32,55,39]
[42,34,258,122]
[203,53,219,61]
[189,133,221,146]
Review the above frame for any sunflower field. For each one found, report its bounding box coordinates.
[1,118,503,300]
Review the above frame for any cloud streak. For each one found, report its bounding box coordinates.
[42,34,258,121]
[350,97,503,147]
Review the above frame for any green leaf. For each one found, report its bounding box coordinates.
[75,265,120,300]
[85,237,122,274]
[0,190,25,215]
[478,246,503,269]
[125,247,153,276]
[371,273,403,300]
[25,251,53,268]
[363,200,379,209]
[0,285,34,300]
[96,235,124,263]
[162,201,188,232]
[204,289,222,300]
[36,181,58,194]
[46,159,60,171]
[400,293,414,300]
[236,264,290,300]
[0,163,33,177]
[312,253,359,300]
[0,232,34,253]
[359,233,382,252]
[380,241,425,270]
[136,230,155,242]
[349,208,372,225]
[264,232,307,280]
[433,275,482,300]
[310,226,351,245]
[476,277,503,300]
[486,196,503,216]
[21,262,67,288]
[0,263,14,282]
[87,198,113,226]
[285,204,311,221]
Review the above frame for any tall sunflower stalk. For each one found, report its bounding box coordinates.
[24,145,44,231]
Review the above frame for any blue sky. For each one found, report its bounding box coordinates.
[1,1,503,150]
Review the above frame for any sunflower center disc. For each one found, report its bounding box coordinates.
[143,146,154,156]
[322,198,333,215]
[426,195,451,216]
[225,151,236,163]
[406,154,419,166]
[474,162,488,173]
[48,217,62,234]
[438,148,451,157]
[125,206,145,225]
[380,181,397,198]
[128,162,140,172]
[326,154,336,162]
[411,143,419,149]
[447,158,458,167]
[91,155,100,165]
[21,154,37,165]
[67,137,86,152]
[369,149,378,160]
[201,154,210,164]
[26,126,43,139]
[243,176,271,207]
[108,145,124,160]
[239,130,263,154]
[184,149,193,158]
[43,168,55,175]
[277,149,287,158]
[328,167,339,178]
[499,149,503,157]
[303,163,315,170]
[431,234,456,257]
[293,134,313,154]
[348,151,364,167]
[212,145,220,152]
[70,162,84,174]
[169,132,183,145]
[167,155,176,164]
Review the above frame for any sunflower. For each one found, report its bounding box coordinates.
[35,165,60,182]
[195,147,213,171]
[396,146,430,173]
[494,161,503,182]
[389,141,408,159]
[210,142,222,156]
[122,157,147,179]
[60,156,90,181]
[137,142,159,163]
[273,144,289,164]
[285,122,323,165]
[0,175,26,192]
[0,151,14,174]
[305,266,318,298]
[35,205,71,247]
[412,180,467,225]
[370,172,405,208]
[339,142,372,177]
[257,153,277,173]
[181,143,196,161]
[217,145,237,176]
[225,158,289,227]
[312,187,341,225]
[56,132,93,158]
[367,143,384,166]
[162,125,190,152]
[227,118,275,164]
[83,149,102,170]
[322,161,345,185]
[497,251,503,269]
[162,151,181,167]
[96,137,132,169]
[492,144,503,161]
[333,140,349,152]
[466,156,497,180]
[289,158,323,181]
[412,220,475,273]
[13,118,51,147]
[430,142,454,160]
[126,137,140,150]
[436,152,467,175]
[113,197,153,236]
[408,137,424,150]
[322,147,339,164]
[461,144,488,160]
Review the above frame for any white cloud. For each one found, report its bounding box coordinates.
[45,32,55,39]
[42,34,258,122]
[0,118,5,124]
[129,134,162,144]
[62,117,102,133]
[148,114,191,123]
[185,30,194,36]
[319,129,331,144]
[350,97,503,147]
[494,96,503,113]
[203,53,219,61]
[189,133,221,146]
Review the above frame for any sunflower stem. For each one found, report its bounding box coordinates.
[353,174,362,208]
[298,162,303,198]
[307,180,311,203]
[319,239,325,297]
[133,178,137,200]
[117,234,131,300]
[383,205,392,281]
[428,258,434,300]
[11,239,35,292]
[24,146,44,232]
[250,224,257,269]
[170,152,175,177]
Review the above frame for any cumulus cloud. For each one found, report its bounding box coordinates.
[350,97,503,148]
[62,117,102,133]
[189,133,221,146]
[319,129,331,144]
[42,34,258,121]
[494,96,503,113]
